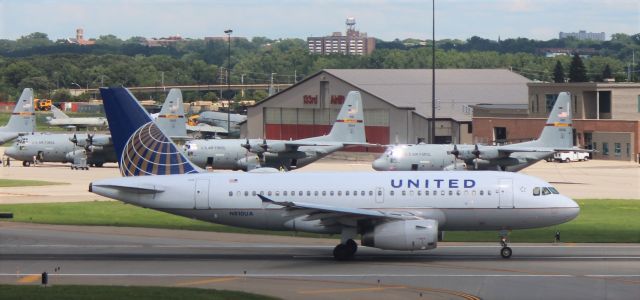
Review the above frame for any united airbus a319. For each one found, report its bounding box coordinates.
[90,87,579,260]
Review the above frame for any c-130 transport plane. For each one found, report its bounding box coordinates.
[373,92,578,172]
[183,91,371,171]
[91,87,580,260]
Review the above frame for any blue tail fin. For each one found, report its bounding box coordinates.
[99,87,199,176]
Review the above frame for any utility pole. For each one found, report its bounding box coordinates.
[241,74,245,98]
[430,0,436,144]
[224,29,233,132]
[269,73,276,96]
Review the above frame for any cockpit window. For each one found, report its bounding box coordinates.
[549,187,559,194]
[542,187,551,195]
[533,187,540,196]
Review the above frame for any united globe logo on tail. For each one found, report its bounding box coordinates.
[121,122,197,176]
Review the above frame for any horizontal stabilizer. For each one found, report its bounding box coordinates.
[90,182,164,194]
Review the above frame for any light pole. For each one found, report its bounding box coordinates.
[430,0,436,144]
[224,29,233,133]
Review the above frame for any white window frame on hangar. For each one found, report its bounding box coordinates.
[243,69,530,150]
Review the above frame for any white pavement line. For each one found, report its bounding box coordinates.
[0,244,332,249]
[0,273,638,278]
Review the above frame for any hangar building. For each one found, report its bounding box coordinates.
[245,69,529,148]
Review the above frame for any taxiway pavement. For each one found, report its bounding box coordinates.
[2,223,639,300]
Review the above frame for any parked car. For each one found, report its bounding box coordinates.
[553,151,590,163]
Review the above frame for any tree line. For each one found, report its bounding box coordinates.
[0,32,638,102]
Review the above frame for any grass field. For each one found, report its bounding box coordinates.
[0,285,277,300]
[0,179,68,187]
[0,199,638,243]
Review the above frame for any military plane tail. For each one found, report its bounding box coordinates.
[99,87,199,176]
[155,89,188,139]
[524,92,573,149]
[1,88,35,134]
[50,105,71,119]
[324,91,366,143]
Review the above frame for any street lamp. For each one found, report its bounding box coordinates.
[224,29,233,133]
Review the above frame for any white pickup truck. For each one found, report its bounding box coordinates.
[553,151,590,163]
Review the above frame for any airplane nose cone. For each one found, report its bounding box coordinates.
[372,158,388,171]
[4,146,16,157]
[563,196,580,222]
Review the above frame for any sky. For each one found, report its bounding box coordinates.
[0,0,638,41]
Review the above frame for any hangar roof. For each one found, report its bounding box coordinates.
[324,69,530,122]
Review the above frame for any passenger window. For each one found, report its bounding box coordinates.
[440,190,445,196]
[252,191,256,196]
[283,191,288,196]
[299,191,303,196]
[402,191,406,196]
[338,191,342,196]
[488,190,492,196]
[244,191,249,197]
[330,191,334,196]
[390,190,394,196]
[425,190,429,196]
[314,191,319,196]
[228,191,233,197]
[456,190,461,196]
[417,190,421,196]
[448,190,453,196]
[307,191,311,196]
[260,191,264,195]
[354,191,357,196]
[361,191,365,196]
[346,191,350,196]
[377,190,382,196]
[533,187,540,196]
[268,191,272,196]
[291,190,295,195]
[322,191,326,196]
[433,191,437,196]
[472,190,476,196]
[542,187,551,195]
[275,191,280,196]
[369,191,373,196]
[480,190,484,196]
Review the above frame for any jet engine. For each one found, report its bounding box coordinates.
[65,149,87,163]
[361,219,438,251]
[236,156,261,171]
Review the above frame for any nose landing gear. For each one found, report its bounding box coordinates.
[499,230,512,259]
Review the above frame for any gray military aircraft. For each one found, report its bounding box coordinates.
[46,105,108,130]
[197,110,246,137]
[4,88,186,168]
[0,88,35,144]
[91,86,580,260]
[373,92,577,172]
[183,91,371,171]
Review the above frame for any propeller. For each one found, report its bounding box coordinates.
[472,144,481,170]
[70,134,78,146]
[448,144,460,159]
[241,138,251,151]
[259,139,268,152]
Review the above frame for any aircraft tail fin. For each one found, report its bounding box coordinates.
[325,91,366,143]
[527,92,573,148]
[1,88,35,134]
[99,87,199,176]
[155,89,188,139]
[50,105,70,119]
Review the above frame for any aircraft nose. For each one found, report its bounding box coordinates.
[372,158,389,171]
[4,146,15,157]
[563,196,580,221]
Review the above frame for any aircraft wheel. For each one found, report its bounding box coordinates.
[500,247,512,259]
[345,239,358,256]
[23,161,31,167]
[333,243,355,261]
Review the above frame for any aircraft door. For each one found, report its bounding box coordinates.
[194,179,210,209]
[375,187,384,203]
[498,178,514,208]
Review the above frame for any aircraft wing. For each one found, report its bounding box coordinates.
[258,194,406,220]
[498,146,593,154]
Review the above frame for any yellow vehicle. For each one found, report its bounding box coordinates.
[187,114,199,126]
[34,98,52,111]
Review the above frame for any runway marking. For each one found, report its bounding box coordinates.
[175,277,239,286]
[17,274,40,283]
[2,273,639,278]
[298,286,406,295]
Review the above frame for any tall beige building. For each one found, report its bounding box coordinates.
[307,17,375,55]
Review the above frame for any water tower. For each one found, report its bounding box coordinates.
[346,17,356,36]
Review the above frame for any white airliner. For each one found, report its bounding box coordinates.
[91,87,580,260]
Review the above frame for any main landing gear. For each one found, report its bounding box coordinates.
[499,230,512,259]
[333,239,358,260]
[333,227,358,260]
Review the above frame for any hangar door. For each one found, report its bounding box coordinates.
[264,107,389,151]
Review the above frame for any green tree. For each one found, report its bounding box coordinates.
[568,53,588,82]
[553,60,565,83]
[51,89,72,102]
[602,64,612,80]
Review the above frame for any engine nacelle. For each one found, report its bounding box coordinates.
[477,147,500,160]
[264,142,287,153]
[361,219,438,251]
[443,162,466,170]
[235,156,261,171]
[65,149,87,163]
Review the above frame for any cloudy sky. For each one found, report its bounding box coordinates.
[0,0,638,41]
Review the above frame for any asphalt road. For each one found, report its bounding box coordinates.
[2,223,639,300]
